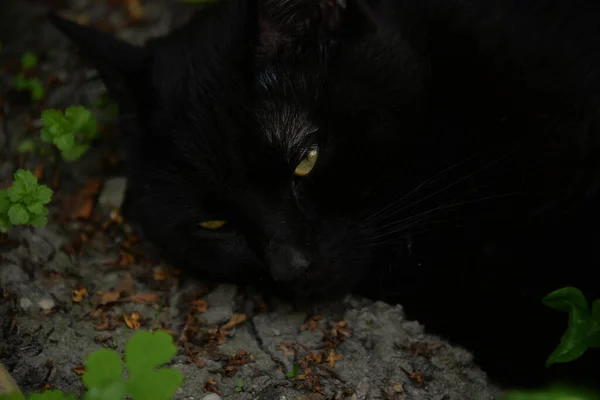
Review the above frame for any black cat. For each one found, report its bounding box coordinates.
[49,0,599,392]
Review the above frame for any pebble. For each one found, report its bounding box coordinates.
[97,177,127,211]
[200,394,222,400]
[38,298,55,311]
[19,298,32,310]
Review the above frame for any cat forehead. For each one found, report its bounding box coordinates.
[255,69,320,157]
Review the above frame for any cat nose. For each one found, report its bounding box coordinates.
[266,245,312,282]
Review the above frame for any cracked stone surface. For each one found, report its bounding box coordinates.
[0,0,503,399]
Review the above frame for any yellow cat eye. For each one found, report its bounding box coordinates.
[294,148,319,177]
[198,220,227,230]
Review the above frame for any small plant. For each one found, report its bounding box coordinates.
[0,169,53,232]
[0,330,184,400]
[21,51,38,69]
[285,364,299,378]
[14,51,45,102]
[40,106,98,162]
[502,384,600,400]
[234,378,244,393]
[543,287,600,367]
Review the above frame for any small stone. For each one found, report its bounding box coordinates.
[201,394,222,400]
[38,298,55,311]
[98,177,127,211]
[20,298,33,310]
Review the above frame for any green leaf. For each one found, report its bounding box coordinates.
[0,393,26,400]
[14,169,38,188]
[41,109,66,131]
[61,144,88,162]
[83,381,127,400]
[65,106,92,131]
[286,364,299,378]
[29,213,48,228]
[29,80,45,102]
[17,139,36,153]
[53,134,75,152]
[7,204,29,225]
[6,185,25,203]
[21,51,37,69]
[543,287,589,313]
[27,202,44,215]
[34,186,53,205]
[0,214,13,232]
[40,128,53,143]
[235,377,244,392]
[14,74,30,90]
[126,369,184,400]
[125,331,178,376]
[82,348,124,388]
[125,331,183,400]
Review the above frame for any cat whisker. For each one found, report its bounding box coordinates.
[361,155,479,224]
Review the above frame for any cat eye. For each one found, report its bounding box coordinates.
[294,147,319,177]
[198,220,227,230]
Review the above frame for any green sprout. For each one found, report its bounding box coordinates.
[13,51,45,102]
[543,287,600,367]
[285,364,299,378]
[234,378,244,393]
[40,106,98,162]
[0,169,53,232]
[21,51,38,69]
[0,330,184,400]
[14,74,45,102]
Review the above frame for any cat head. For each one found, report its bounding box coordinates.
[49,0,427,299]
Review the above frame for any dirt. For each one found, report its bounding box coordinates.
[0,1,503,399]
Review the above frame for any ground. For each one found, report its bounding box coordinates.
[0,1,502,399]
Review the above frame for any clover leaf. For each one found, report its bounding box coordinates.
[82,349,126,400]
[125,330,184,400]
[543,287,600,367]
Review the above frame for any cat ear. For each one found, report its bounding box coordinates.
[257,0,351,53]
[48,13,149,94]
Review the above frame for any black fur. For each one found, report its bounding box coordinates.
[49,0,600,391]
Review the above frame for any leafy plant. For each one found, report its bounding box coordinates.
[543,287,600,367]
[14,74,45,102]
[40,106,98,162]
[502,384,600,400]
[285,364,299,378]
[21,51,38,69]
[14,51,45,101]
[0,169,53,232]
[0,330,184,400]
[234,378,244,393]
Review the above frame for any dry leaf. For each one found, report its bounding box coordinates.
[91,291,121,307]
[153,267,167,281]
[123,311,141,329]
[72,288,88,303]
[132,292,159,305]
[126,0,144,21]
[221,313,247,330]
[33,164,44,180]
[325,348,342,368]
[72,366,86,376]
[192,299,207,313]
[114,273,135,295]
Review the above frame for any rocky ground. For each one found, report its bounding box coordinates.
[0,1,503,399]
